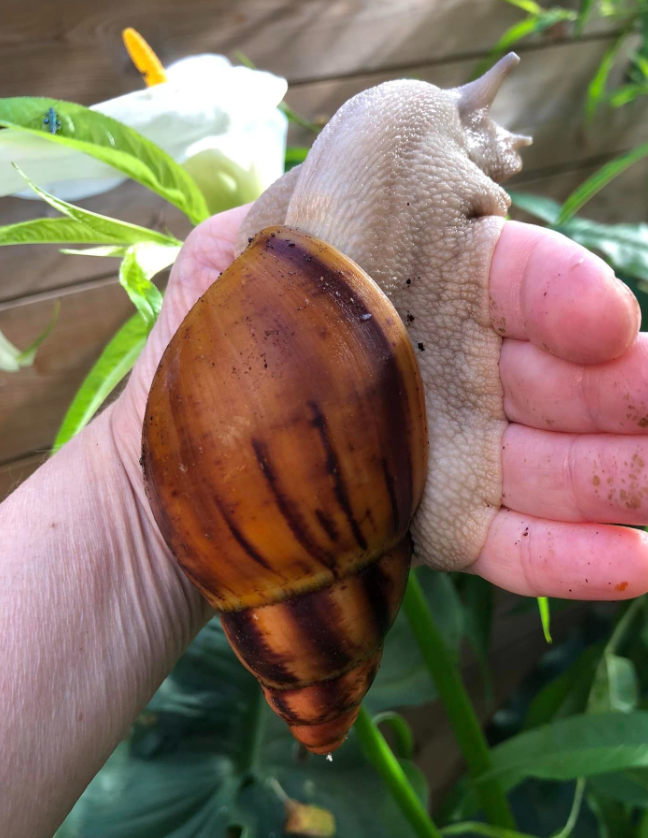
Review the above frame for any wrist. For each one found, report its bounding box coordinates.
[0,405,212,837]
[105,398,214,642]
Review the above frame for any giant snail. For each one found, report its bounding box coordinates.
[142,54,531,754]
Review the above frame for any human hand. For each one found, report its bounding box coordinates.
[111,210,648,602]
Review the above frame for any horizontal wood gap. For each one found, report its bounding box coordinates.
[287,30,621,87]
[0,271,121,312]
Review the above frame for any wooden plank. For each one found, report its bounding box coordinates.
[0,181,190,302]
[0,453,45,501]
[0,277,136,462]
[285,37,648,175]
[0,0,607,96]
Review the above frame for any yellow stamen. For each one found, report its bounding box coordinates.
[122,28,168,87]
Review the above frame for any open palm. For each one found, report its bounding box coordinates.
[111,207,648,602]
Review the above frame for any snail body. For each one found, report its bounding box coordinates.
[238,53,531,573]
[143,227,428,753]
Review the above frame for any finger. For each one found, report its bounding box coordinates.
[502,424,648,525]
[500,334,648,433]
[163,203,251,325]
[470,509,648,599]
[490,221,640,364]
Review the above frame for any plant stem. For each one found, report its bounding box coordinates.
[403,572,516,829]
[552,778,585,838]
[355,706,443,838]
[237,685,267,777]
[441,823,536,838]
[607,596,644,655]
[441,777,584,838]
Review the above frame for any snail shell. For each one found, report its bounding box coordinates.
[142,226,428,753]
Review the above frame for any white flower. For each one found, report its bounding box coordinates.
[0,54,288,211]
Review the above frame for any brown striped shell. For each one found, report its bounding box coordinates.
[142,226,428,753]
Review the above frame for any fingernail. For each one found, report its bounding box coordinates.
[617,278,642,332]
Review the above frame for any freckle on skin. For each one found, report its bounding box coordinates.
[593,475,600,486]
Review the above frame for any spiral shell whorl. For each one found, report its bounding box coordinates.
[222,539,410,752]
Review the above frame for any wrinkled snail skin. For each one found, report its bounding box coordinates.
[142,227,428,753]
[237,53,532,573]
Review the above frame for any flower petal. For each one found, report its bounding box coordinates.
[0,55,288,202]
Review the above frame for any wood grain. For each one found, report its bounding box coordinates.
[0,453,45,500]
[0,0,604,96]
[285,37,648,174]
[0,277,136,462]
[0,181,189,302]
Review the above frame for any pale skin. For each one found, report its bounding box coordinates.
[1,205,647,838]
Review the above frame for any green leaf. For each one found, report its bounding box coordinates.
[59,618,430,838]
[60,245,129,258]
[119,253,163,328]
[503,0,544,14]
[510,188,648,284]
[473,9,576,77]
[523,642,604,730]
[560,217,648,282]
[586,790,632,838]
[441,778,586,838]
[639,805,648,838]
[585,35,626,122]
[13,164,181,246]
[0,97,209,225]
[0,301,59,372]
[537,597,552,643]
[118,242,179,328]
[588,768,648,806]
[576,0,595,35]
[633,52,648,79]
[508,190,561,224]
[587,598,644,714]
[52,313,148,451]
[461,575,494,699]
[557,141,648,223]
[610,82,648,107]
[0,217,135,248]
[441,823,536,838]
[285,146,309,171]
[587,654,639,714]
[484,712,648,791]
